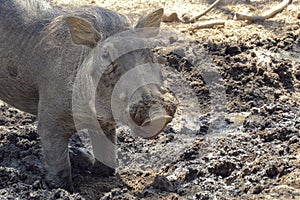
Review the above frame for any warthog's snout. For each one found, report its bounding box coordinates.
[128,94,177,139]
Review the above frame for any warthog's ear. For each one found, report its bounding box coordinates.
[66,16,101,48]
[135,8,164,36]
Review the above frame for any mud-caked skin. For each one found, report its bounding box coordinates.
[0,0,176,192]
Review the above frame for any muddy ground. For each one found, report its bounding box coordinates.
[0,0,300,199]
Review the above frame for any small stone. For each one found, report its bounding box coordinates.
[208,160,236,178]
[32,180,42,190]
[157,56,167,64]
[266,165,279,178]
[225,46,241,55]
[162,13,180,23]
[151,175,174,192]
[182,13,192,23]
[195,191,210,200]
[251,185,263,194]
[289,135,299,144]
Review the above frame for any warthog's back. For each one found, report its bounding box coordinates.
[0,0,130,114]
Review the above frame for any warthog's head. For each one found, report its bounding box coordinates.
[68,8,177,139]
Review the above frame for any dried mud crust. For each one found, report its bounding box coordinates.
[0,0,300,200]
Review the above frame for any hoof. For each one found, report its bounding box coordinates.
[70,147,95,173]
[44,174,74,193]
[69,147,115,177]
[91,159,116,177]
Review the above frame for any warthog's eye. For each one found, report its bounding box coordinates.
[101,43,119,65]
[101,50,111,62]
[99,49,114,68]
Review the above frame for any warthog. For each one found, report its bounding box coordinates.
[0,0,176,192]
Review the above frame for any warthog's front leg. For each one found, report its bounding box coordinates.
[90,120,117,177]
[38,101,74,192]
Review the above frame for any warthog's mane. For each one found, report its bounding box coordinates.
[2,0,131,51]
[16,0,52,14]
[1,0,54,23]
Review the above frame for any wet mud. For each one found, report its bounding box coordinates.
[0,0,300,199]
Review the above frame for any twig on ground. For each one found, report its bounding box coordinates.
[188,20,225,32]
[162,0,222,24]
[183,0,223,23]
[234,0,292,22]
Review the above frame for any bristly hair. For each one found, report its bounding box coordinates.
[1,0,54,22]
[16,0,52,13]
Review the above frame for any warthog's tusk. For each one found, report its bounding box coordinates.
[138,115,173,139]
[141,115,172,127]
